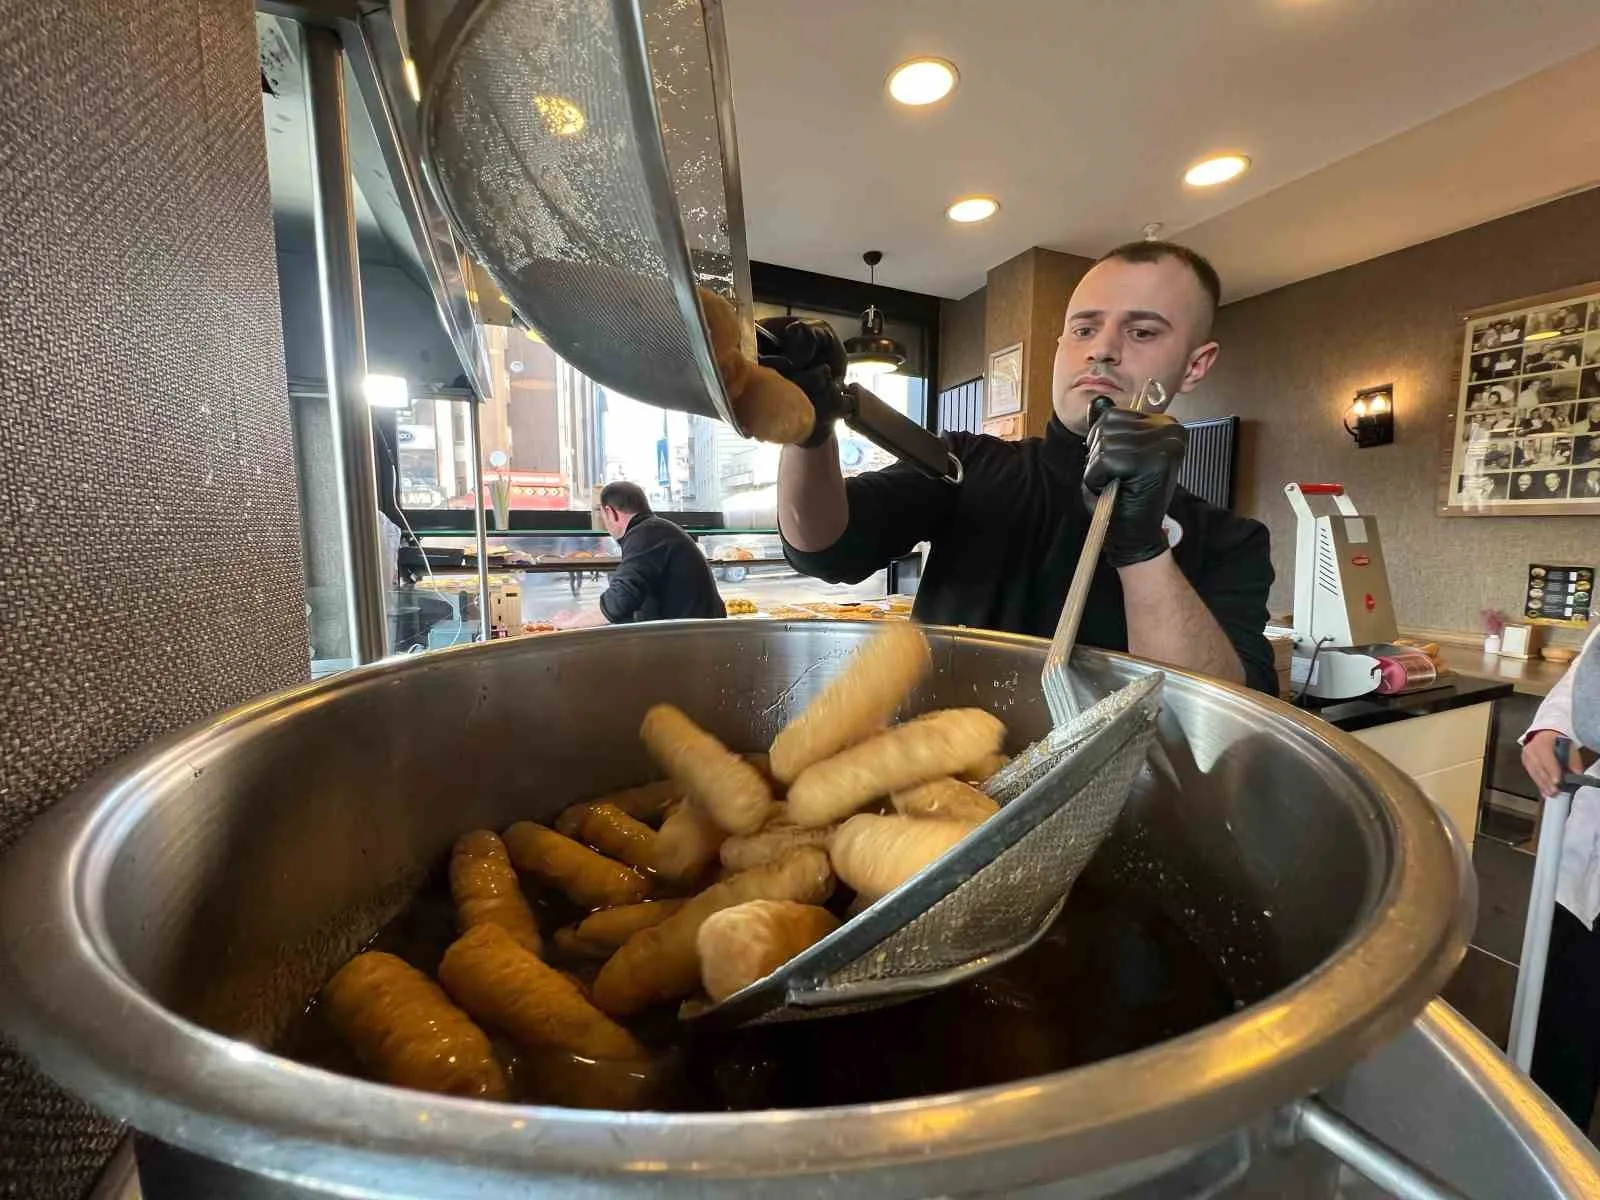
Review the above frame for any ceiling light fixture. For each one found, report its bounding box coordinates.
[844,251,907,372]
[887,57,958,106]
[946,195,999,224]
[1184,154,1251,187]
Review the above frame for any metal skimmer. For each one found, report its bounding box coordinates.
[404,0,959,480]
[1043,380,1168,725]
[686,671,1164,1027]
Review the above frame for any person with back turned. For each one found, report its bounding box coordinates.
[552,481,725,627]
[760,241,1276,692]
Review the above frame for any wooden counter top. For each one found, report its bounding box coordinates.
[1399,628,1573,697]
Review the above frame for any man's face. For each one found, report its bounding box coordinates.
[1544,472,1563,492]
[1052,256,1219,434]
[598,504,629,539]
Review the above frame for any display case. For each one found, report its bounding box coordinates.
[405,525,911,634]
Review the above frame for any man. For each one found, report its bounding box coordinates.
[768,241,1275,693]
[552,481,724,627]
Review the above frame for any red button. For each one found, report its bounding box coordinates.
[1352,554,1370,567]
[1365,593,1376,611]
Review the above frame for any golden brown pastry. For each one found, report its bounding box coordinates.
[323,951,508,1100]
[449,830,542,955]
[786,708,1006,828]
[641,704,775,835]
[653,798,727,885]
[718,812,836,873]
[699,287,816,445]
[592,847,834,1016]
[890,777,1000,825]
[440,923,645,1062]
[769,623,932,784]
[696,900,840,1003]
[829,813,976,904]
[961,752,1011,784]
[596,779,683,825]
[562,802,659,873]
[502,821,650,909]
[557,899,688,958]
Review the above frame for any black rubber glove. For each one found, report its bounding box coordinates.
[756,315,848,448]
[1083,404,1189,567]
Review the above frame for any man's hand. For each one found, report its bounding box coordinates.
[1084,407,1188,568]
[1523,729,1582,797]
[756,316,847,448]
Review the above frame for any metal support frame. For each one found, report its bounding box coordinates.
[303,23,389,664]
[466,399,492,642]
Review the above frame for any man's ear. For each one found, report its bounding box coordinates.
[1178,341,1220,395]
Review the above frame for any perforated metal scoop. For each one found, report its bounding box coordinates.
[685,671,1163,1027]
[403,0,958,480]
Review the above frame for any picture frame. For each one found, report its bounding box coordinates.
[1440,281,1600,517]
[986,342,1024,418]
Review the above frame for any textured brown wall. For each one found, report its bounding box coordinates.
[1182,187,1600,641]
[0,0,308,1195]
[968,247,1097,437]
[938,285,988,388]
[1024,249,1095,438]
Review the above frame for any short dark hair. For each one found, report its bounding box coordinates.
[599,480,650,516]
[1095,240,1222,312]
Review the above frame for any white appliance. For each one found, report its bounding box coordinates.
[1285,482,1402,700]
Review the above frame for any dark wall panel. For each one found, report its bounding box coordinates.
[0,1,308,1194]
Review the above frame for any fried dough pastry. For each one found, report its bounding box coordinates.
[787,708,1006,828]
[502,821,650,909]
[699,287,815,445]
[592,779,683,826]
[553,899,689,961]
[961,752,1011,784]
[440,923,644,1062]
[561,802,658,873]
[890,777,1000,825]
[768,623,931,784]
[829,813,976,904]
[323,951,507,1100]
[592,847,834,1016]
[641,704,775,835]
[718,811,836,872]
[449,830,542,955]
[696,900,840,1003]
[653,798,726,885]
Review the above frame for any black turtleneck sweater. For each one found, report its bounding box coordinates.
[782,417,1276,695]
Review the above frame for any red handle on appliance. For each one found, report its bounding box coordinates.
[1294,483,1346,495]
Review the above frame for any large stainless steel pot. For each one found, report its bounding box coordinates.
[0,622,1533,1197]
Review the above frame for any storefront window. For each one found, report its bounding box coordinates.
[396,313,930,526]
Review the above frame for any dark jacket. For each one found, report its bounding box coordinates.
[783,418,1276,694]
[599,513,726,623]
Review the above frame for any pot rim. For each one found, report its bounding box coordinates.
[0,623,1474,1193]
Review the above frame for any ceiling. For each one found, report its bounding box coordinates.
[723,0,1600,301]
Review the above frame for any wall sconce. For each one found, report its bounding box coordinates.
[1345,385,1395,448]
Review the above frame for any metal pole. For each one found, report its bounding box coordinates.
[1293,1099,1468,1200]
[466,398,492,642]
[1508,786,1570,1070]
[304,24,389,665]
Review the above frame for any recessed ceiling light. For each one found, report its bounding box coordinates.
[887,58,959,106]
[1184,154,1251,187]
[946,196,999,223]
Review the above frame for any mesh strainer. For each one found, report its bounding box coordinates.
[403,0,960,480]
[686,671,1164,1027]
